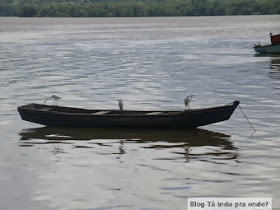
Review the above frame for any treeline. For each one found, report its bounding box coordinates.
[1,0,280,17]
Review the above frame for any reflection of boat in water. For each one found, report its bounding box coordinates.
[254,33,280,54]
[19,126,236,149]
[269,58,280,79]
[270,58,280,69]
[254,54,280,79]
[19,127,238,162]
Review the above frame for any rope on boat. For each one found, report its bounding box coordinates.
[239,104,256,133]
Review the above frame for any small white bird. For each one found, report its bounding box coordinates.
[117,99,123,111]
[184,95,194,110]
[44,95,61,105]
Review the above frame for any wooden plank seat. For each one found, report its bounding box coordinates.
[145,112,162,115]
[91,111,110,115]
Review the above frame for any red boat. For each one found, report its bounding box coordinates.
[270,33,280,45]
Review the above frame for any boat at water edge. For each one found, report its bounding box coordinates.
[254,33,280,54]
[254,44,280,54]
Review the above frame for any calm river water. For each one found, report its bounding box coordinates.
[1,16,280,210]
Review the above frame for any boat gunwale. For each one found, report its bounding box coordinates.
[17,101,240,117]
[254,43,280,48]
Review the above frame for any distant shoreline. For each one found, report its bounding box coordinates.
[1,0,280,17]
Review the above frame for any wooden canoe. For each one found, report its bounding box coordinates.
[17,101,239,129]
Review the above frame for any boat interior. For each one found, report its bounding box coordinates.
[20,103,184,115]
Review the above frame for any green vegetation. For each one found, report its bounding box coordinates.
[1,0,280,17]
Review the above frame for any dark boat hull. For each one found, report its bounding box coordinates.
[254,44,280,54]
[17,101,239,129]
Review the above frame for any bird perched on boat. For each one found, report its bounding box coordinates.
[184,95,194,110]
[117,99,123,111]
[44,95,61,105]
